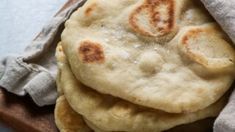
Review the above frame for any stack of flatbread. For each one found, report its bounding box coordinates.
[54,0,235,131]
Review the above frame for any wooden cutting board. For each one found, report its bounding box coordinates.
[0,0,79,131]
[0,89,57,132]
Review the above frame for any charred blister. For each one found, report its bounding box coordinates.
[182,29,203,45]
[178,25,235,73]
[78,41,105,64]
[129,0,176,37]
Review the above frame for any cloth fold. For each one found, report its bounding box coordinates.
[0,0,86,106]
[214,89,235,132]
[200,0,235,132]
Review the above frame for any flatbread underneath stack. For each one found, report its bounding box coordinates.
[54,94,215,132]
[55,43,228,132]
[54,96,92,132]
[55,58,91,132]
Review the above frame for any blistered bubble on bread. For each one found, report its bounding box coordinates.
[138,51,164,74]
[129,0,180,42]
[178,24,235,73]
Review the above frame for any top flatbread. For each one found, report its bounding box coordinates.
[61,0,235,113]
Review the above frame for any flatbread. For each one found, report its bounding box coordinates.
[56,43,228,132]
[61,0,235,113]
[54,96,92,132]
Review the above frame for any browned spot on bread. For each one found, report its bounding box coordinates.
[129,0,175,37]
[182,29,203,45]
[182,36,189,45]
[79,41,105,63]
[129,5,153,36]
[148,0,175,35]
[180,28,214,67]
[185,29,235,71]
[85,3,97,16]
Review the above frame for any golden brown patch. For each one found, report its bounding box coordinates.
[182,29,203,45]
[149,0,175,34]
[85,3,97,16]
[181,29,209,66]
[129,0,175,37]
[182,36,189,45]
[58,45,63,52]
[56,96,91,131]
[129,5,153,36]
[79,41,105,63]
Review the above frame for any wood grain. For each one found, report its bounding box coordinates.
[0,88,57,132]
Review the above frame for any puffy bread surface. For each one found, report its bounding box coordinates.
[56,43,227,132]
[61,0,235,113]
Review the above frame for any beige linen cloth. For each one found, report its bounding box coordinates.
[0,0,86,106]
[0,0,234,131]
[200,1,235,132]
